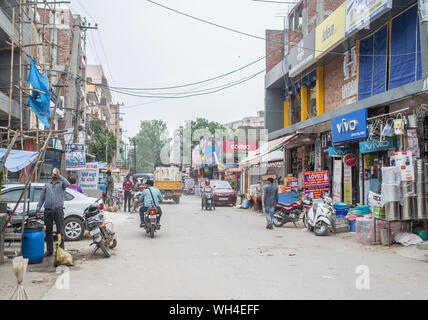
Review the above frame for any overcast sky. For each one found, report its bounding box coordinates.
[68,0,287,141]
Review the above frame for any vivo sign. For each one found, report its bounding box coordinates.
[360,137,394,154]
[331,109,368,143]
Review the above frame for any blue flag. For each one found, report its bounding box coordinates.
[27,57,50,129]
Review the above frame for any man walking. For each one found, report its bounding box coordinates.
[263,178,278,230]
[36,168,70,256]
[123,175,133,212]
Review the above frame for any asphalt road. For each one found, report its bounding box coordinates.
[43,196,428,300]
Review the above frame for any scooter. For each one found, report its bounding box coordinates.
[303,195,336,236]
[202,191,215,211]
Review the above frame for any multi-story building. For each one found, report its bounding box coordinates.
[0,1,40,133]
[260,0,428,206]
[223,111,265,130]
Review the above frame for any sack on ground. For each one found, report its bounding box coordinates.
[54,234,74,267]
[10,256,29,300]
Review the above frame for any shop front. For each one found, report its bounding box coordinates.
[330,108,369,206]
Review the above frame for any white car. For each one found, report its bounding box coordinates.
[2,183,99,241]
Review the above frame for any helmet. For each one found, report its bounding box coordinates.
[205,179,210,185]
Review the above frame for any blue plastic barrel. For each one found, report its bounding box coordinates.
[22,227,45,264]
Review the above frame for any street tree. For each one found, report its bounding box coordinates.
[89,119,117,164]
[134,120,170,173]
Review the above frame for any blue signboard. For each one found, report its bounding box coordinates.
[331,109,368,143]
[359,137,395,154]
[328,147,355,157]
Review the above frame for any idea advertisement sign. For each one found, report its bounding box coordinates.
[345,0,392,36]
[223,141,258,154]
[78,162,99,191]
[304,171,330,188]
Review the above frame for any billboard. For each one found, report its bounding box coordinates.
[78,162,99,191]
[345,0,392,36]
[289,30,316,77]
[65,144,86,171]
[315,2,346,59]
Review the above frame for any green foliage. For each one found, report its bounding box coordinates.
[89,119,117,164]
[134,120,170,173]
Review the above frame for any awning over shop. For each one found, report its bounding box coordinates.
[0,149,39,172]
[239,134,296,168]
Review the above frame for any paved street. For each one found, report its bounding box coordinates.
[41,196,428,300]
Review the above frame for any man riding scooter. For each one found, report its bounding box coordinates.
[139,180,163,228]
[201,179,213,209]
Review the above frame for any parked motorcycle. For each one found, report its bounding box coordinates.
[303,195,336,236]
[201,191,215,211]
[273,200,303,228]
[83,199,117,257]
[142,206,161,238]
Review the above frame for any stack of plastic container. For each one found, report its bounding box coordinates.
[333,202,350,233]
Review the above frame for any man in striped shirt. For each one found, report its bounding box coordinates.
[123,175,133,212]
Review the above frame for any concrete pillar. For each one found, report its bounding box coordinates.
[300,85,309,121]
[0,214,5,265]
[316,66,324,116]
[284,98,290,128]
[316,0,325,26]
[303,1,308,36]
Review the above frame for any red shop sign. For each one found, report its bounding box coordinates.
[344,154,357,167]
[223,141,258,154]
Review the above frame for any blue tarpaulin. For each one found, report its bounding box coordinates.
[0,149,39,172]
[27,57,51,129]
[390,5,421,90]
[358,25,387,100]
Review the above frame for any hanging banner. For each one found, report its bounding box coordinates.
[314,139,322,171]
[65,144,86,171]
[78,162,99,191]
[333,159,343,203]
[344,164,352,205]
[345,0,392,36]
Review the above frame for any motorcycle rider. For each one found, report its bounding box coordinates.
[201,179,213,208]
[139,180,163,228]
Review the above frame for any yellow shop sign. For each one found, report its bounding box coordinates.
[315,2,346,59]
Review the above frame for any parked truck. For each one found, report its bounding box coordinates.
[154,167,183,204]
